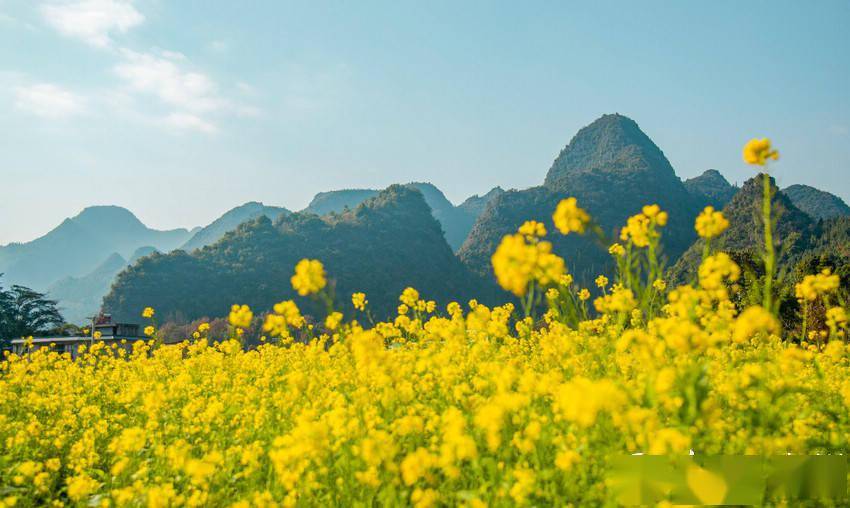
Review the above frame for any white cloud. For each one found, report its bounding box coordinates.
[40,0,143,48]
[164,112,217,134]
[112,49,249,133]
[14,83,85,118]
[114,49,224,114]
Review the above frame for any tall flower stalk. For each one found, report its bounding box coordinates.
[743,138,780,313]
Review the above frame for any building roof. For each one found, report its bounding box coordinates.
[10,336,146,344]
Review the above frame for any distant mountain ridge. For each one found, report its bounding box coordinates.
[181,202,290,252]
[47,246,160,324]
[302,182,504,251]
[684,169,738,209]
[670,175,818,284]
[0,206,193,291]
[102,186,494,323]
[460,113,705,285]
[782,184,850,221]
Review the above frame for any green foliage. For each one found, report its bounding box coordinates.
[783,184,850,221]
[670,175,816,286]
[181,202,290,252]
[102,186,496,324]
[302,183,502,251]
[683,169,738,209]
[461,114,705,288]
[0,275,65,344]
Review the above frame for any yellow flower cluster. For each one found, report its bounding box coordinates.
[593,285,637,314]
[352,292,368,311]
[517,220,546,238]
[695,206,729,239]
[491,233,565,297]
[552,197,589,235]
[228,304,253,329]
[3,186,850,506]
[263,300,304,339]
[619,205,667,247]
[795,269,840,302]
[291,258,327,296]
[742,138,779,166]
[2,258,847,506]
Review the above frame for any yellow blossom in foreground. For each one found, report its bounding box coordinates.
[620,213,650,247]
[291,258,327,296]
[142,306,155,318]
[552,197,590,235]
[795,269,840,302]
[400,287,420,307]
[228,304,253,329]
[491,233,565,297]
[143,325,155,336]
[518,220,547,238]
[595,275,609,289]
[608,243,625,257]
[695,206,729,239]
[742,138,779,166]
[352,292,368,311]
[325,312,343,330]
[3,196,850,507]
[733,306,780,343]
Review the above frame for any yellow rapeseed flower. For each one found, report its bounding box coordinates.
[352,292,368,311]
[742,138,779,166]
[695,206,729,239]
[291,258,327,296]
[552,197,590,235]
[491,233,565,297]
[229,304,253,329]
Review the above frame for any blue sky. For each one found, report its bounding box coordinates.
[1,1,848,244]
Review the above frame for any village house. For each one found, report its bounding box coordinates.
[9,314,144,360]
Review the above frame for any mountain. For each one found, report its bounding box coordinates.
[458,187,505,217]
[670,175,817,283]
[46,245,162,324]
[0,206,194,291]
[459,113,703,285]
[181,202,290,252]
[303,189,380,216]
[684,169,738,209]
[102,186,494,323]
[302,183,504,251]
[782,184,850,221]
[47,252,129,325]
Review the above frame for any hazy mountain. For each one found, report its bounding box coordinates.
[0,206,193,291]
[782,184,850,221]
[684,169,738,209]
[181,202,290,252]
[48,252,128,325]
[460,113,703,285]
[303,189,380,216]
[302,183,504,251]
[458,187,505,217]
[46,245,162,324]
[103,186,494,323]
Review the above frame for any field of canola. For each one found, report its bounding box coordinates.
[2,139,849,506]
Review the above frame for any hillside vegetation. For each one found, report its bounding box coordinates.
[103,186,493,323]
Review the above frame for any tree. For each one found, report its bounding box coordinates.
[0,275,65,346]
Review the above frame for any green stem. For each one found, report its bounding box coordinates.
[762,172,775,312]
